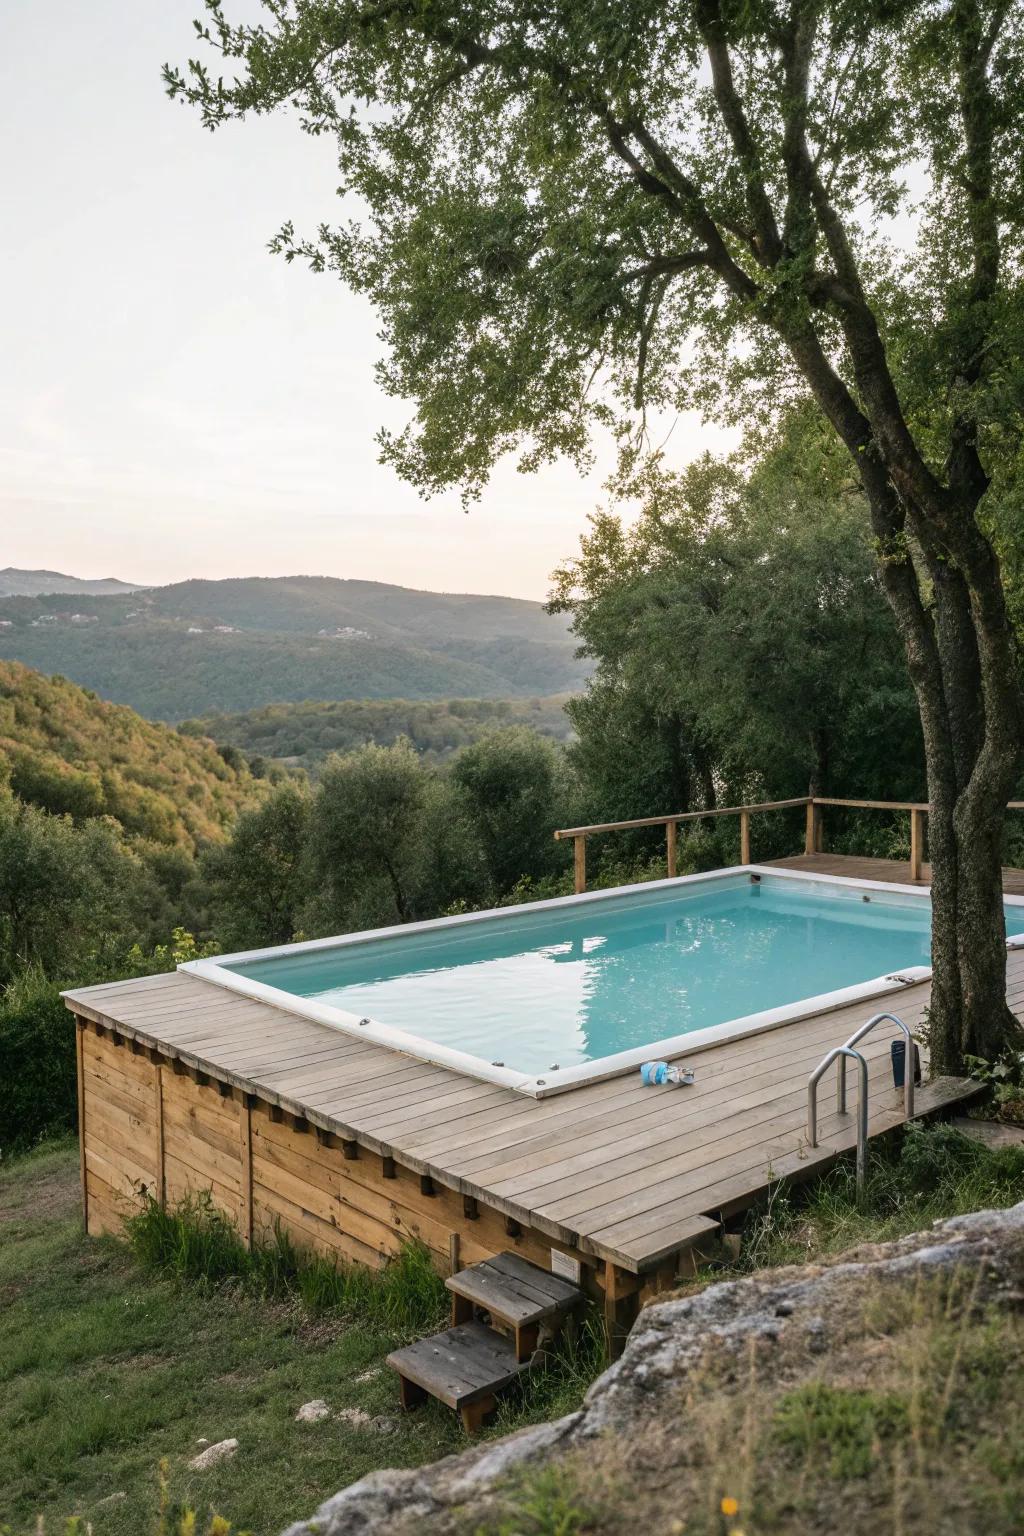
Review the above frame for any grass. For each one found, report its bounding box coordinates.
[0,1144,464,1534]
[0,1143,607,1536]
[728,1119,1024,1275]
[124,1190,449,1335]
[4,1122,1023,1535]
[771,1380,911,1479]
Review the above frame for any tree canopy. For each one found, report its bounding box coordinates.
[166,1,1023,499]
[552,412,923,811]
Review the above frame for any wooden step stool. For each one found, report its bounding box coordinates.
[446,1250,581,1362]
[386,1251,581,1434]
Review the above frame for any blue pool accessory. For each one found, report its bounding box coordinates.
[641,1061,694,1086]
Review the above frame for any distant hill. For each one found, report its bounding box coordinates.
[0,661,263,851]
[0,567,145,597]
[187,694,574,774]
[0,575,588,720]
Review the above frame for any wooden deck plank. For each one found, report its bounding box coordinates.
[768,852,1024,897]
[336,1077,515,1133]
[591,1076,974,1249]
[494,1044,899,1212]
[453,1009,909,1187]
[424,1028,920,1187]
[588,1076,976,1252]
[538,1091,885,1234]
[257,1057,448,1102]
[583,1212,721,1269]
[64,856,1020,1272]
[571,1087,912,1240]
[232,1038,407,1084]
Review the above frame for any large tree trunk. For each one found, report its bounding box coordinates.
[883,522,1024,1074]
[660,715,692,815]
[925,780,1020,1073]
[789,323,1023,1074]
[690,737,716,811]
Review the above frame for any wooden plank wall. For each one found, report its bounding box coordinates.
[76,1015,575,1284]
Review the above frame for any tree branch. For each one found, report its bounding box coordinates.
[621,252,713,281]
[776,4,952,524]
[623,115,759,303]
[945,0,1003,504]
[695,0,783,265]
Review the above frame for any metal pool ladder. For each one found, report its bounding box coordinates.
[807,1012,916,1194]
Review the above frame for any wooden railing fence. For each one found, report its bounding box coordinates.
[554,796,1024,895]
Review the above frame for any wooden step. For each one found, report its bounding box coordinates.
[386,1319,530,1434]
[446,1250,582,1362]
[446,1251,581,1323]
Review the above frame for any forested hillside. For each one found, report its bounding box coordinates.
[0,661,264,851]
[187,694,573,772]
[0,576,587,719]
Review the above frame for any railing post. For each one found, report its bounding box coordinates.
[910,808,924,882]
[666,819,677,879]
[807,1044,870,1200]
[853,1050,869,1198]
[573,834,587,895]
[804,799,818,855]
[739,809,751,865]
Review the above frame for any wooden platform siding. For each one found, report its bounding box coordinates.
[74,1011,576,1281]
[161,1068,243,1226]
[247,1103,558,1274]
[79,1023,161,1235]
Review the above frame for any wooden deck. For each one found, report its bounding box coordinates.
[768,851,1024,897]
[65,855,1022,1285]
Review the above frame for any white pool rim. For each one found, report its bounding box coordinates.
[180,865,1024,1099]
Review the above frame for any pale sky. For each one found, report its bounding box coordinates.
[0,1,733,600]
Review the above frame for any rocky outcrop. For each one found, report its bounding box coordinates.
[282,1202,1024,1536]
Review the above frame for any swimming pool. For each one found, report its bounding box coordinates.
[182,867,1024,1097]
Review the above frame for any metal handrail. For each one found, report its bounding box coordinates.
[808,1045,870,1192]
[806,1010,917,1197]
[838,1011,915,1124]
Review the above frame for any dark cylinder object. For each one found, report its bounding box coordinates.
[891,1039,922,1089]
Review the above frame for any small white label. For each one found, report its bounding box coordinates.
[550,1249,581,1284]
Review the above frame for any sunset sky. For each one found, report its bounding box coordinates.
[1,0,732,600]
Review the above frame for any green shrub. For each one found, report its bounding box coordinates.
[0,970,76,1158]
[899,1120,1024,1197]
[737,1121,1024,1272]
[125,1190,448,1335]
[125,1188,252,1283]
[0,932,209,1162]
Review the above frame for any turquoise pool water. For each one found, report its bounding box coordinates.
[228,877,1024,1078]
